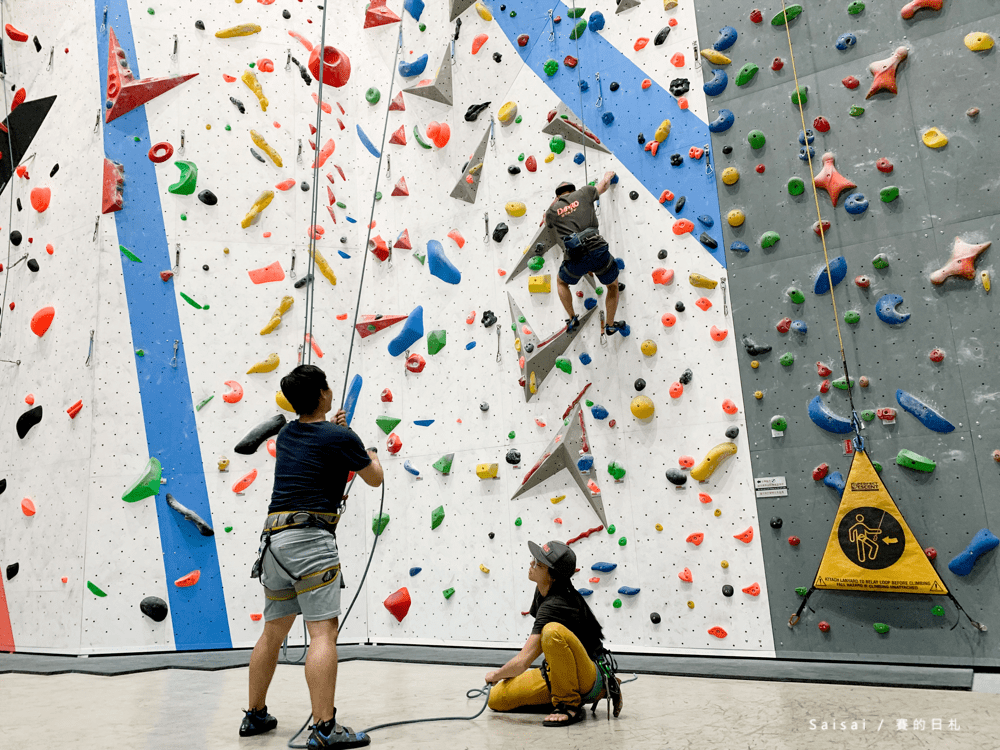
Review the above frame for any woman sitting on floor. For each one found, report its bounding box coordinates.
[485,540,623,726]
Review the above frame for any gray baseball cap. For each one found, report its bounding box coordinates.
[528,540,577,578]
[555,181,576,196]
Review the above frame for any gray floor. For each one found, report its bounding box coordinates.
[3,658,1000,749]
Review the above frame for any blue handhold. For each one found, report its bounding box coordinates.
[731,241,750,253]
[844,193,869,215]
[427,239,461,284]
[591,405,609,420]
[413,419,434,426]
[836,32,857,50]
[338,250,351,259]
[601,112,614,126]
[403,0,424,21]
[343,374,363,426]
[579,80,589,91]
[698,214,715,228]
[808,395,855,434]
[814,255,847,294]
[578,455,595,471]
[823,471,845,496]
[617,586,641,596]
[615,258,625,270]
[398,53,429,78]
[798,146,815,161]
[709,109,735,133]
[591,561,617,572]
[588,11,605,32]
[713,25,738,51]
[409,566,422,576]
[610,174,619,184]
[573,151,586,164]
[876,294,910,325]
[579,352,592,364]
[404,461,420,476]
[896,390,955,433]
[356,124,381,158]
[388,305,424,356]
[790,320,807,334]
[583,297,597,310]
[798,129,815,145]
[618,324,632,337]
[578,588,594,596]
[465,341,476,350]
[345,217,357,224]
[948,528,999,576]
[703,69,728,96]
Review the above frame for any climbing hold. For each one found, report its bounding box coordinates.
[771,4,803,25]
[835,33,857,51]
[747,129,765,149]
[844,193,869,215]
[704,69,728,97]
[427,329,447,355]
[708,109,734,133]
[875,294,910,325]
[700,49,731,65]
[843,76,860,89]
[896,449,936,472]
[790,86,808,105]
[948,529,999,576]
[427,240,461,285]
[900,0,943,19]
[690,443,738,482]
[813,153,857,206]
[383,587,411,622]
[122,457,162,503]
[433,454,454,475]
[813,116,830,132]
[814,256,847,295]
[807,396,854,434]
[965,32,994,51]
[167,161,198,195]
[735,63,759,87]
[896,389,954,433]
[235,415,287,455]
[921,127,948,148]
[742,336,771,356]
[761,231,780,249]
[880,186,900,202]
[867,46,908,99]
[930,237,991,284]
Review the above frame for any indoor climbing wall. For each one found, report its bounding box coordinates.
[2,0,779,657]
[695,0,1000,665]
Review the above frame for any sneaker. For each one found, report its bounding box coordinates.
[306,717,371,749]
[239,706,277,737]
[565,315,580,333]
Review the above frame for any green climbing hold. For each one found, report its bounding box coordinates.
[224,526,233,533]
[418,22,426,31]
[880,186,899,202]
[509,10,516,17]
[849,105,865,117]
[788,177,805,196]
[872,461,883,472]
[896,449,936,473]
[549,135,566,154]
[196,395,213,410]
[180,292,203,309]
[771,415,788,431]
[168,161,198,195]
[567,7,585,18]
[585,400,594,407]
[248,62,255,69]
[872,254,890,269]
[518,153,525,161]
[932,605,945,616]
[844,310,861,324]
[134,136,141,142]
[528,256,545,271]
[427,329,447,355]
[595,286,604,295]
[136,349,145,357]
[860,409,876,422]
[555,357,572,374]
[508,431,516,439]
[607,461,626,480]
[443,587,455,599]
[543,59,559,77]
[761,231,780,248]
[365,87,380,104]
[736,63,759,87]
[413,252,426,265]
[618,537,627,546]
[873,622,890,634]
[120,245,142,263]
[772,4,803,25]
[831,377,854,390]
[607,525,616,534]
[570,19,588,40]
[433,453,454,474]
[180,213,187,221]
[336,201,347,209]
[375,191,382,200]
[779,352,795,367]
[225,125,231,131]
[87,581,108,597]
[431,505,445,530]
[848,1,865,13]
[376,416,401,434]
[795,586,809,596]
[790,86,808,105]
[413,126,433,149]
[613,599,622,608]
[788,288,805,304]
[147,7,155,14]
[122,457,162,503]
[747,129,765,149]
[515,517,522,526]
[515,115,522,124]
[372,512,390,536]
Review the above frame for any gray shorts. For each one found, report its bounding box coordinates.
[260,528,342,622]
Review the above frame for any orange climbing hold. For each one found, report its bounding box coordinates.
[678,456,694,468]
[174,570,201,588]
[710,325,728,341]
[4,24,28,43]
[672,219,694,235]
[695,297,712,311]
[742,582,761,596]
[708,626,727,639]
[250,613,263,621]
[722,399,738,414]
[678,567,693,582]
[67,400,83,419]
[686,532,704,546]
[472,33,489,54]
[634,37,650,51]
[447,229,466,248]
[21,498,36,516]
[652,268,674,285]
[669,382,683,398]
[257,58,275,73]
[698,492,713,504]
[426,121,450,148]
[670,53,684,66]
[223,74,237,82]
[466,311,476,324]
[275,178,296,191]
[223,380,244,403]
[232,469,258,493]
[733,526,754,544]
[659,189,674,203]
[29,187,51,212]
[641,79,652,89]
[30,306,55,337]
[248,260,285,283]
[661,313,677,327]
[369,236,390,261]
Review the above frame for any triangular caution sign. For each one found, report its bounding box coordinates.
[814,450,948,595]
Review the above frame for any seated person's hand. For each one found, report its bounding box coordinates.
[331,409,347,427]
[485,670,501,685]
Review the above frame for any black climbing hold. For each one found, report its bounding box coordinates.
[489,532,495,539]
[33,36,41,53]
[250,148,266,163]
[506,449,521,465]
[725,426,740,439]
[674,196,686,212]
[16,405,43,439]
[657,249,668,260]
[666,468,687,485]
[679,368,693,385]
[6,562,18,581]
[634,378,646,391]
[453,19,462,41]
[609,81,620,91]
[27,259,39,272]
[669,78,690,97]
[294,273,315,289]
[202,264,209,271]
[493,52,502,62]
[741,335,772,356]
[654,26,671,45]
[229,96,245,114]
[533,243,545,255]
[481,310,497,327]
[618,282,625,291]
[197,189,217,206]
[300,181,310,191]
[770,517,783,529]
[140,595,169,622]
[722,145,733,155]
[650,612,661,624]
[629,190,639,200]
[492,223,509,243]
[524,343,534,353]
[722,585,734,597]
[699,232,718,249]
[480,402,489,412]
[340,236,348,243]
[165,493,215,536]
[637,133,645,145]
[674,301,685,312]
[282,10,291,19]
[50,163,59,178]
[500,4,506,10]
[508,165,521,175]
[464,102,491,122]
[235,414,287,455]
[460,161,469,173]
[194,20,205,30]
[11,231,22,247]
[670,153,684,166]
[16,198,22,212]
[0,478,5,495]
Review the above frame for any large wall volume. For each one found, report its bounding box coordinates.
[0,0,775,657]
[695,0,1000,666]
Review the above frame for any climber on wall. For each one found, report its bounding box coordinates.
[485,540,623,726]
[243,364,383,749]
[545,171,626,336]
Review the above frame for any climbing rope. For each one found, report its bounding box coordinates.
[0,2,20,348]
[777,0,863,450]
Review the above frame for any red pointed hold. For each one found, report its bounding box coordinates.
[391,176,409,196]
[356,313,408,338]
[102,158,125,214]
[248,260,285,284]
[678,567,693,582]
[369,235,390,261]
[389,125,407,146]
[813,463,830,480]
[816,361,833,376]
[383,587,412,622]
[742,582,761,596]
[388,90,405,111]
[30,187,51,213]
[311,139,335,169]
[364,0,401,28]
[5,24,28,43]
[900,0,943,20]
[67,400,83,419]
[394,229,412,249]
[174,570,201,588]
[686,532,704,546]
[708,626,728,639]
[930,236,992,285]
[105,28,198,124]
[31,306,54,337]
[734,526,754,544]
[11,88,25,113]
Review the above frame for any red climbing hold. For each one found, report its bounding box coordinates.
[755,164,765,174]
[877,407,897,421]
[900,0,943,20]
[929,348,945,362]
[813,152,857,206]
[813,219,832,236]
[387,432,402,453]
[659,189,674,203]
[10,87,25,113]
[678,567,693,582]
[267,439,277,457]
[678,455,694,468]
[525,155,537,172]
[391,177,409,196]
[369,236,390,261]
[564,55,578,68]
[645,140,660,156]
[698,492,713,504]
[232,469,258,493]
[380,389,393,403]
[363,0,401,28]
[389,125,406,145]
[174,570,201,588]
[819,379,831,394]
[67,400,83,419]
[21,498,36,516]
[426,121,450,148]
[104,28,198,124]
[771,57,784,71]
[750,8,763,23]
[721,399,738,414]
[688,147,704,160]
[708,626,727,639]
[776,318,792,333]
[248,261,285,284]
[160,270,174,282]
[813,463,830,480]
[30,306,54,337]
[734,526,754,544]
[930,237,992,285]
[742,583,760,597]
[788,536,801,546]
[384,587,412,622]
[29,187,50,213]
[813,116,830,132]
[686,532,704,546]
[669,382,684,398]
[275,178,296,191]
[641,79,652,89]
[710,326,728,341]
[876,157,894,173]
[4,24,28,43]
[670,53,684,67]
[257,59,275,73]
[406,353,426,373]
[816,361,833,377]
[818,621,831,632]
[447,229,465,248]
[148,142,174,163]
[672,219,694,235]
[393,229,412,249]
[695,297,712,311]
[842,75,860,89]
[388,91,405,111]
[634,37,650,51]
[308,45,352,89]
[472,34,489,54]
[855,275,871,288]
[661,313,676,327]
[102,158,126,214]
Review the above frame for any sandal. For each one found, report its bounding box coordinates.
[543,702,587,727]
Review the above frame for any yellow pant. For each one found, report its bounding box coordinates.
[488,623,598,711]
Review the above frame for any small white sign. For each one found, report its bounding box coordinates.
[756,488,789,498]
[754,476,787,489]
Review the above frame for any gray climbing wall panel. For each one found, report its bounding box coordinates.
[695,1,1000,666]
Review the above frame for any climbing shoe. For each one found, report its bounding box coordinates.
[239,706,277,737]
[306,713,371,749]
[565,315,581,333]
[605,320,628,336]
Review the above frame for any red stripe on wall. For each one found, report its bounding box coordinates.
[0,573,15,652]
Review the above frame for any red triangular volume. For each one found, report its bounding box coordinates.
[393,229,411,249]
[102,158,125,214]
[355,313,409,338]
[391,176,409,196]
[364,0,401,28]
[389,125,407,145]
[383,587,411,622]
[369,235,390,261]
[105,27,199,123]
[388,91,406,111]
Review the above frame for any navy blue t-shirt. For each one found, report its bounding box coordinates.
[267,420,372,515]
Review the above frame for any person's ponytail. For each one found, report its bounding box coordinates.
[554,577,605,645]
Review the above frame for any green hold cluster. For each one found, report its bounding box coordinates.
[528,256,545,271]
[555,357,572,374]
[607,461,626,480]
[779,352,795,367]
[844,310,861,324]
[747,129,765,149]
[543,59,559,77]
[549,135,566,154]
[771,415,789,431]
[365,87,380,104]
[372,513,390,536]
[787,177,805,196]
[431,505,445,530]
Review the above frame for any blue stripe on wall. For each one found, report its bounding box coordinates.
[493,2,725,266]
[95,0,231,650]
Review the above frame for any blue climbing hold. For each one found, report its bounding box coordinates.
[949,529,999,576]
[398,53,429,78]
[798,146,815,161]
[579,352,592,364]
[610,174,619,185]
[465,341,476,350]
[617,324,631,337]
[583,297,597,310]
[698,214,714,228]
[876,294,910,325]
[591,562,617,572]
[709,109,734,133]
[591,405,609,420]
[615,258,625,270]
[601,112,614,126]
[896,390,955,433]
[578,588,594,596]
[345,217,357,224]
[790,320,807,334]
[573,152,586,164]
[427,239,461,285]
[844,193,869,215]
[343,374,363,426]
[814,256,847,294]
[588,11,605,32]
[823,471,845,496]
[403,0,424,21]
[409,566,422,576]
[356,124,381,158]
[413,419,435,426]
[404,461,420,476]
[579,79,589,91]
[731,241,750,253]
[798,129,815,145]
[338,250,351,259]
[713,26,738,51]
[703,69,728,97]
[808,395,855,434]
[618,586,641,596]
[836,32,857,50]
[577,455,594,471]
[388,305,424,356]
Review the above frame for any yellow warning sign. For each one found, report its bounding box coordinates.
[814,450,948,595]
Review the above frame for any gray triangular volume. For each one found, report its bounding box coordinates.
[450,124,490,203]
[507,291,540,352]
[616,0,642,12]
[449,0,478,21]
[511,403,608,527]
[506,223,560,284]
[403,46,452,105]
[541,103,611,154]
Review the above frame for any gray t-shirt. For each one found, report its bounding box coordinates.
[544,185,605,255]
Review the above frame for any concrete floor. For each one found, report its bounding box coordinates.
[2,660,998,749]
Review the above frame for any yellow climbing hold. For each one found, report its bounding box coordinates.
[754,390,764,399]
[965,32,994,51]
[727,209,745,227]
[514,337,521,352]
[654,119,671,142]
[700,49,731,65]
[922,127,948,149]
[479,564,491,574]
[751,360,760,369]
[721,167,739,185]
[721,560,729,568]
[544,153,555,163]
[528,274,551,293]
[276,391,295,412]
[475,1,493,21]
[216,23,262,38]
[690,442,738,482]
[551,494,566,504]
[309,248,337,286]
[250,130,283,167]
[498,102,518,126]
[224,247,231,255]
[714,509,722,517]
[655,523,663,531]
[689,273,719,289]
[529,371,537,394]
[505,201,527,217]
[476,463,499,479]
[241,190,274,228]
[247,353,280,374]
[218,458,230,471]
[261,296,294,335]
[664,0,678,8]
[687,601,695,609]
[640,339,658,356]
[982,270,991,292]
[242,69,269,112]
[630,395,655,419]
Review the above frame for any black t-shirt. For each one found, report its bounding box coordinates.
[530,585,603,659]
[543,185,605,255]
[267,420,372,514]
